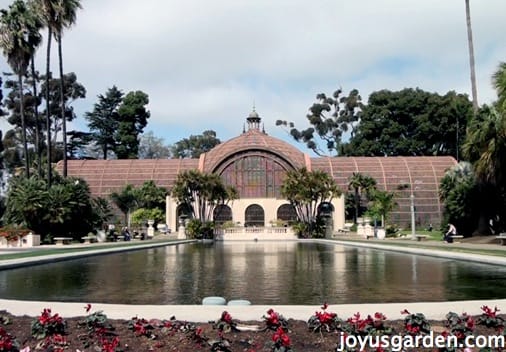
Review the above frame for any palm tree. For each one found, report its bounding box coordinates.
[53,0,82,177]
[465,0,478,113]
[30,0,57,186]
[492,62,506,113]
[0,0,42,178]
[348,172,377,224]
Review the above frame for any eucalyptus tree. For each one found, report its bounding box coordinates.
[0,0,42,177]
[139,131,171,159]
[348,172,377,224]
[281,167,341,237]
[276,89,363,156]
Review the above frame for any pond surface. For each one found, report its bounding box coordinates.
[0,241,505,305]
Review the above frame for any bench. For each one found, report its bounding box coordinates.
[81,236,97,244]
[54,237,72,245]
[496,234,506,245]
[415,235,429,242]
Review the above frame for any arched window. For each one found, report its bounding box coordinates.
[277,204,297,223]
[245,204,265,227]
[219,153,287,198]
[176,203,192,229]
[213,205,232,225]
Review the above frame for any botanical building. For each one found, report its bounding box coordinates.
[58,110,456,232]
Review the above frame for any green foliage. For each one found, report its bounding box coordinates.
[348,172,377,224]
[110,184,137,224]
[345,88,472,157]
[401,309,431,335]
[85,86,124,159]
[31,308,66,339]
[135,180,167,210]
[367,189,397,228]
[185,219,214,239]
[3,176,106,240]
[439,162,480,235]
[281,168,340,237]
[276,88,362,156]
[171,130,221,158]
[114,90,150,159]
[130,208,164,227]
[171,170,238,223]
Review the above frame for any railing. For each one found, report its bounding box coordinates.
[215,227,297,241]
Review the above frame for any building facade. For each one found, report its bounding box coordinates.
[58,110,457,232]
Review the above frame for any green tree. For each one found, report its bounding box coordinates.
[171,130,220,159]
[345,89,473,158]
[39,72,86,148]
[3,175,102,240]
[492,62,506,113]
[439,162,481,235]
[0,0,42,177]
[85,86,124,159]
[114,91,150,159]
[462,106,506,234]
[139,131,171,159]
[281,167,341,237]
[348,172,377,224]
[276,89,362,156]
[51,0,82,177]
[134,180,167,211]
[367,189,397,228]
[171,170,238,223]
[30,0,58,186]
[110,184,137,226]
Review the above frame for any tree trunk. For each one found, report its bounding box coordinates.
[45,27,52,187]
[30,58,42,177]
[18,73,30,178]
[57,33,67,177]
[465,0,478,113]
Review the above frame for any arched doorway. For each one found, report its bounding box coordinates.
[277,204,297,225]
[213,204,232,225]
[245,204,264,227]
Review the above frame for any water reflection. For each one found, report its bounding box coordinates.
[0,242,504,305]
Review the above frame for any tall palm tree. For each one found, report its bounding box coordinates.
[53,0,82,177]
[0,0,42,178]
[30,0,57,186]
[465,0,478,113]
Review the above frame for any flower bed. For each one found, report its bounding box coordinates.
[0,304,504,351]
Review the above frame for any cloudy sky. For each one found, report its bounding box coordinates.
[1,0,505,153]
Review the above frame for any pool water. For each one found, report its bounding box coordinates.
[0,241,504,305]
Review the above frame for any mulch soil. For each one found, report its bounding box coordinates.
[1,310,506,352]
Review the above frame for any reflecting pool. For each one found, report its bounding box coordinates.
[0,241,505,305]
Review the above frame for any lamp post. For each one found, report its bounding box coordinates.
[410,193,416,240]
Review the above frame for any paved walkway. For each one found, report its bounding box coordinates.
[1,234,505,322]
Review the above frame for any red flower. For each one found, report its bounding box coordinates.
[401,309,410,315]
[85,303,92,313]
[321,302,328,310]
[221,311,233,324]
[272,327,291,347]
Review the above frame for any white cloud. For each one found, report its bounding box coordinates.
[1,0,505,148]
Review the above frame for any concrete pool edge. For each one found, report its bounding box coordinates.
[2,298,506,322]
[1,237,505,321]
